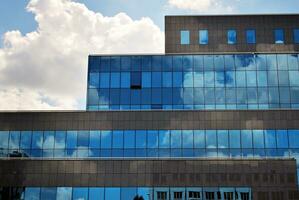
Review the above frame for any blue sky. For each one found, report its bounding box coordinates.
[1,0,299,37]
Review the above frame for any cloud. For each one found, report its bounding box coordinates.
[167,0,235,13]
[0,0,164,110]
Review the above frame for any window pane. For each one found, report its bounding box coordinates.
[159,130,170,148]
[227,29,237,44]
[246,29,256,44]
[275,29,284,44]
[56,187,72,200]
[89,131,101,148]
[199,30,208,44]
[31,131,43,149]
[162,72,172,87]
[183,130,193,148]
[72,187,88,200]
[147,130,158,148]
[25,187,40,200]
[142,72,151,88]
[294,29,299,44]
[241,130,252,148]
[66,131,77,149]
[77,131,89,147]
[101,131,112,148]
[289,71,299,86]
[99,73,110,88]
[20,131,32,149]
[152,72,161,87]
[41,187,56,200]
[173,72,183,87]
[105,188,120,199]
[276,130,288,148]
[180,30,190,45]
[229,130,241,148]
[253,130,264,148]
[206,130,217,148]
[217,130,228,149]
[136,130,147,148]
[43,131,55,149]
[112,130,123,148]
[88,73,99,88]
[110,73,120,88]
[194,130,205,148]
[289,130,299,148]
[131,72,141,88]
[264,130,276,148]
[121,187,137,200]
[124,131,135,148]
[171,130,182,148]
[9,131,20,149]
[121,72,130,88]
[0,131,9,149]
[89,188,104,200]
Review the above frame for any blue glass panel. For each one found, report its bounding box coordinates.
[269,87,280,104]
[276,130,289,148]
[275,29,284,44]
[162,88,173,104]
[142,72,151,88]
[121,72,130,88]
[236,88,247,104]
[138,188,152,200]
[279,87,290,104]
[204,72,214,87]
[87,89,99,105]
[229,130,241,148]
[227,29,237,44]
[89,131,100,148]
[121,56,131,71]
[163,56,172,71]
[278,71,289,86]
[31,131,43,150]
[173,72,183,87]
[162,72,172,87]
[171,130,182,148]
[257,71,268,87]
[152,72,162,87]
[0,131,9,149]
[99,73,110,88]
[131,90,141,105]
[43,131,55,149]
[288,54,299,70]
[183,88,193,105]
[88,73,99,88]
[256,55,267,70]
[152,56,162,71]
[290,87,299,104]
[124,131,135,148]
[112,130,123,148]
[214,55,224,71]
[247,88,257,104]
[226,88,236,104]
[217,130,228,149]
[224,55,235,70]
[246,71,256,87]
[159,131,170,148]
[56,187,72,200]
[110,56,120,71]
[258,88,268,104]
[182,130,193,148]
[110,89,120,105]
[199,30,208,44]
[253,130,264,148]
[152,88,162,104]
[246,29,256,44]
[204,55,214,71]
[141,56,151,71]
[147,130,158,148]
[120,89,130,104]
[266,55,277,70]
[173,56,182,71]
[89,188,104,200]
[289,130,299,148]
[277,54,288,70]
[264,130,276,148]
[136,130,147,148]
[194,72,204,87]
[73,187,88,200]
[9,131,20,149]
[132,56,141,71]
[183,55,193,71]
[141,89,151,104]
[215,88,225,105]
[241,130,252,148]
[110,73,120,88]
[41,187,56,200]
[25,187,40,200]
[180,30,190,45]
[101,131,112,148]
[236,71,246,87]
[289,71,299,86]
[89,56,100,72]
[183,72,193,87]
[20,131,32,149]
[121,187,137,200]
[294,29,299,43]
[194,55,204,71]
[106,188,120,199]
[206,130,216,148]
[194,88,204,105]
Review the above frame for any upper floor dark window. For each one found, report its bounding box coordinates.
[199,30,208,44]
[180,30,190,45]
[130,72,141,89]
[274,29,284,44]
[294,29,299,44]
[246,29,256,44]
[227,29,237,44]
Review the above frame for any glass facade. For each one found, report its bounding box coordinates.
[199,30,208,45]
[0,186,251,200]
[180,30,190,45]
[87,54,299,111]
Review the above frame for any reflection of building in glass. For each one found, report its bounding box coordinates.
[1,14,299,199]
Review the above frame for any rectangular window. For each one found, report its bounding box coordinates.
[131,72,141,89]
[199,30,208,44]
[294,29,299,44]
[180,30,190,45]
[274,29,284,44]
[246,29,256,44]
[227,29,237,44]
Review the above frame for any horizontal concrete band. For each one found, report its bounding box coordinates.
[0,158,297,189]
[0,110,299,130]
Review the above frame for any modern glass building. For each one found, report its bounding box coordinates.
[1,14,299,200]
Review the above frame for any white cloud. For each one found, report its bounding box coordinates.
[0,0,164,110]
[167,0,235,13]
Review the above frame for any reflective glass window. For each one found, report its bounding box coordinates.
[100,57,110,72]
[162,88,172,104]
[131,72,141,88]
[136,130,147,148]
[278,71,289,86]
[9,131,20,149]
[105,188,121,199]
[253,130,264,148]
[31,131,43,149]
[159,130,170,148]
[206,130,217,148]
[194,72,204,87]
[276,130,289,148]
[72,187,88,200]
[269,87,280,104]
[183,72,193,87]
[277,54,288,70]
[152,72,162,87]
[289,71,299,86]
[180,30,190,45]
[257,71,268,87]
[246,71,257,86]
[0,131,9,149]
[147,130,158,148]
[227,29,237,44]
[77,131,89,147]
[194,88,204,105]
[121,187,137,200]
[88,73,99,88]
[20,131,32,149]
[121,56,131,71]
[151,88,162,104]
[112,130,123,148]
[121,72,130,88]
[236,71,246,87]
[268,71,278,86]
[120,89,130,105]
[41,187,56,200]
[183,55,193,71]
[266,55,277,70]
[87,89,99,105]
[56,187,72,200]
[229,130,241,148]
[246,29,256,44]
[173,72,183,87]
[138,188,152,200]
[288,54,299,70]
[194,130,205,148]
[194,55,204,71]
[25,187,40,200]
[204,55,214,71]
[101,131,112,148]
[217,130,228,149]
[55,131,66,150]
[66,131,77,149]
[43,131,55,149]
[111,56,120,71]
[99,73,110,88]
[89,131,101,148]
[89,188,104,200]
[124,131,135,148]
[110,73,120,88]
[142,72,151,88]
[264,130,276,148]
[241,130,252,148]
[294,29,299,43]
[199,30,208,44]
[204,72,214,87]
[275,29,284,44]
[171,130,182,148]
[183,130,193,148]
[162,72,172,87]
[289,130,299,148]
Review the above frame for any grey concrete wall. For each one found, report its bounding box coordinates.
[165,15,299,53]
[0,110,299,131]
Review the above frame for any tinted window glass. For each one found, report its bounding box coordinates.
[136,130,147,148]
[20,131,32,149]
[101,131,112,148]
[56,187,72,200]
[199,30,208,44]
[227,30,237,44]
[41,187,56,200]
[171,130,182,148]
[25,187,40,200]
[194,130,205,148]
[9,131,20,149]
[72,187,88,200]
[89,131,101,148]
[229,130,241,148]
[241,130,252,148]
[246,29,256,44]
[180,30,190,45]
[124,131,135,148]
[275,29,284,44]
[289,130,299,148]
[294,29,299,43]
[159,130,170,148]
[105,188,120,199]
[89,188,104,200]
[206,130,217,148]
